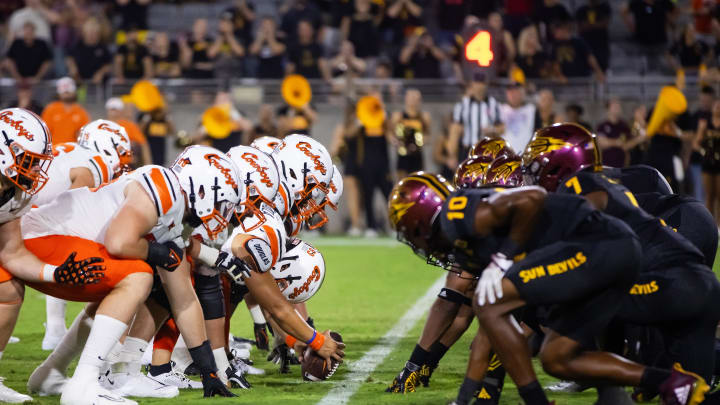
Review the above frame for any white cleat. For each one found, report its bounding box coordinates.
[61,378,137,405]
[546,380,585,393]
[148,370,202,389]
[8,336,19,344]
[41,332,66,351]
[27,364,67,396]
[232,357,265,376]
[108,372,179,398]
[0,378,32,403]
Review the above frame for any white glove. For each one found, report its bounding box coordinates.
[476,253,513,306]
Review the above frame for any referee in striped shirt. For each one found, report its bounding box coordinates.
[446,79,503,169]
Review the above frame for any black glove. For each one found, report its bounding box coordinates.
[53,252,106,285]
[147,241,184,271]
[201,372,236,397]
[386,362,422,393]
[215,251,252,283]
[254,323,269,351]
[267,343,292,374]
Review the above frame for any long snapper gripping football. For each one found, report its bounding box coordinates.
[302,331,343,381]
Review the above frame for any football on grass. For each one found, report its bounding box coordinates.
[302,331,343,381]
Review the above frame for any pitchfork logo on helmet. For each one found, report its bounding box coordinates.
[172,145,242,240]
[227,145,279,232]
[0,108,53,195]
[521,123,601,192]
[272,134,332,227]
[389,172,454,267]
[483,154,523,187]
[454,155,494,189]
[469,137,513,160]
[271,240,326,304]
[250,136,282,155]
[78,119,132,176]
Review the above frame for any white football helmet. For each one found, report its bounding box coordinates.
[271,134,332,229]
[325,164,343,210]
[78,119,132,175]
[271,240,325,303]
[0,108,53,195]
[171,145,243,240]
[250,136,282,155]
[226,145,280,231]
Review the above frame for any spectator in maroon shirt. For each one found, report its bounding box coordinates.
[503,0,533,37]
[597,98,633,168]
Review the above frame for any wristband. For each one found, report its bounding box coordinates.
[285,335,298,347]
[41,264,57,282]
[309,332,325,351]
[197,244,220,267]
[305,330,317,345]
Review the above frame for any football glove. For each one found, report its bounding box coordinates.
[53,252,106,285]
[267,343,297,374]
[215,251,252,283]
[386,362,422,393]
[147,240,184,271]
[201,372,236,397]
[476,253,512,306]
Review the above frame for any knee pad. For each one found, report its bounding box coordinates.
[195,274,225,320]
[149,274,171,312]
[230,283,249,307]
[438,288,472,307]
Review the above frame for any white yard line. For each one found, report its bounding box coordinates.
[316,275,446,405]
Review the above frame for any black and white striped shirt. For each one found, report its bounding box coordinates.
[452,95,501,150]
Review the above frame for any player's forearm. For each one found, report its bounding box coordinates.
[0,246,53,283]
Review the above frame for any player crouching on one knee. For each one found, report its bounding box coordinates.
[26,145,243,404]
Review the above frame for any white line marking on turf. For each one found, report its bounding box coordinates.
[316,275,446,405]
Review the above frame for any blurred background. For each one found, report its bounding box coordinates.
[1,0,718,235]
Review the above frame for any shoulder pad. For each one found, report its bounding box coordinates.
[132,165,183,217]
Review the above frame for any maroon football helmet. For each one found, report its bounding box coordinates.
[483,154,523,186]
[454,155,494,188]
[389,172,454,267]
[469,137,514,160]
[521,123,601,191]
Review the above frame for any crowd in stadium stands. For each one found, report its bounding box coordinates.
[3,0,720,84]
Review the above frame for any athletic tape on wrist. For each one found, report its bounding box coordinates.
[197,244,220,268]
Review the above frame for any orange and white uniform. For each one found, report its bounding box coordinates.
[34,143,114,207]
[16,165,185,301]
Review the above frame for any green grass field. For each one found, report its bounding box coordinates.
[3,236,705,404]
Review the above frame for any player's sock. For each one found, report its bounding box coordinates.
[408,344,430,367]
[112,336,148,374]
[72,315,127,382]
[427,342,449,369]
[640,367,673,390]
[249,305,265,324]
[43,309,93,371]
[456,376,483,405]
[518,380,550,405]
[148,362,172,377]
[213,347,230,384]
[45,296,67,335]
[482,356,506,403]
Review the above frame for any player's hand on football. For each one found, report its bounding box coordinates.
[316,330,345,366]
[201,372,236,397]
[476,253,512,306]
[292,341,308,362]
[53,252,106,285]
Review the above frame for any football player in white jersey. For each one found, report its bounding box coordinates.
[0,108,108,403]
[39,119,132,351]
[23,145,242,404]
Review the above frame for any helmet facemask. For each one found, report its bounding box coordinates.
[186,176,236,240]
[235,173,276,233]
[4,139,51,195]
[291,173,329,230]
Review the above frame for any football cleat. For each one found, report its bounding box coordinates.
[631,386,658,402]
[546,380,586,393]
[386,362,422,393]
[61,377,137,405]
[231,356,265,376]
[27,364,67,396]
[8,336,19,344]
[267,343,296,374]
[0,378,31,403]
[418,364,433,387]
[107,372,179,398]
[594,386,634,405]
[41,331,65,351]
[147,369,202,389]
[658,363,710,405]
[226,366,251,389]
